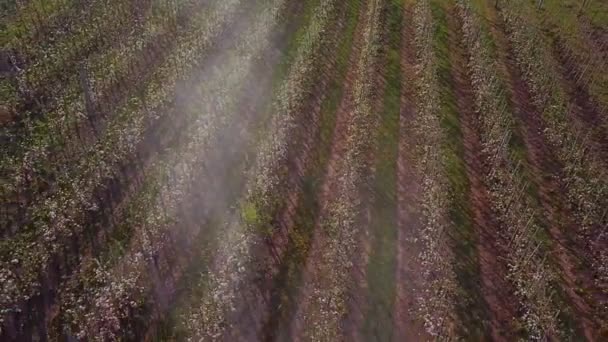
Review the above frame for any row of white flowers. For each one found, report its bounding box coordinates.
[0,0,243,327]
[500,0,607,303]
[456,1,562,338]
[410,0,456,337]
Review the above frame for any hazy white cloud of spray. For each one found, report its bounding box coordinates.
[152,0,296,338]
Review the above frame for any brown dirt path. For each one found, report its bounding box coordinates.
[484,2,604,339]
[392,2,431,341]
[445,4,518,340]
